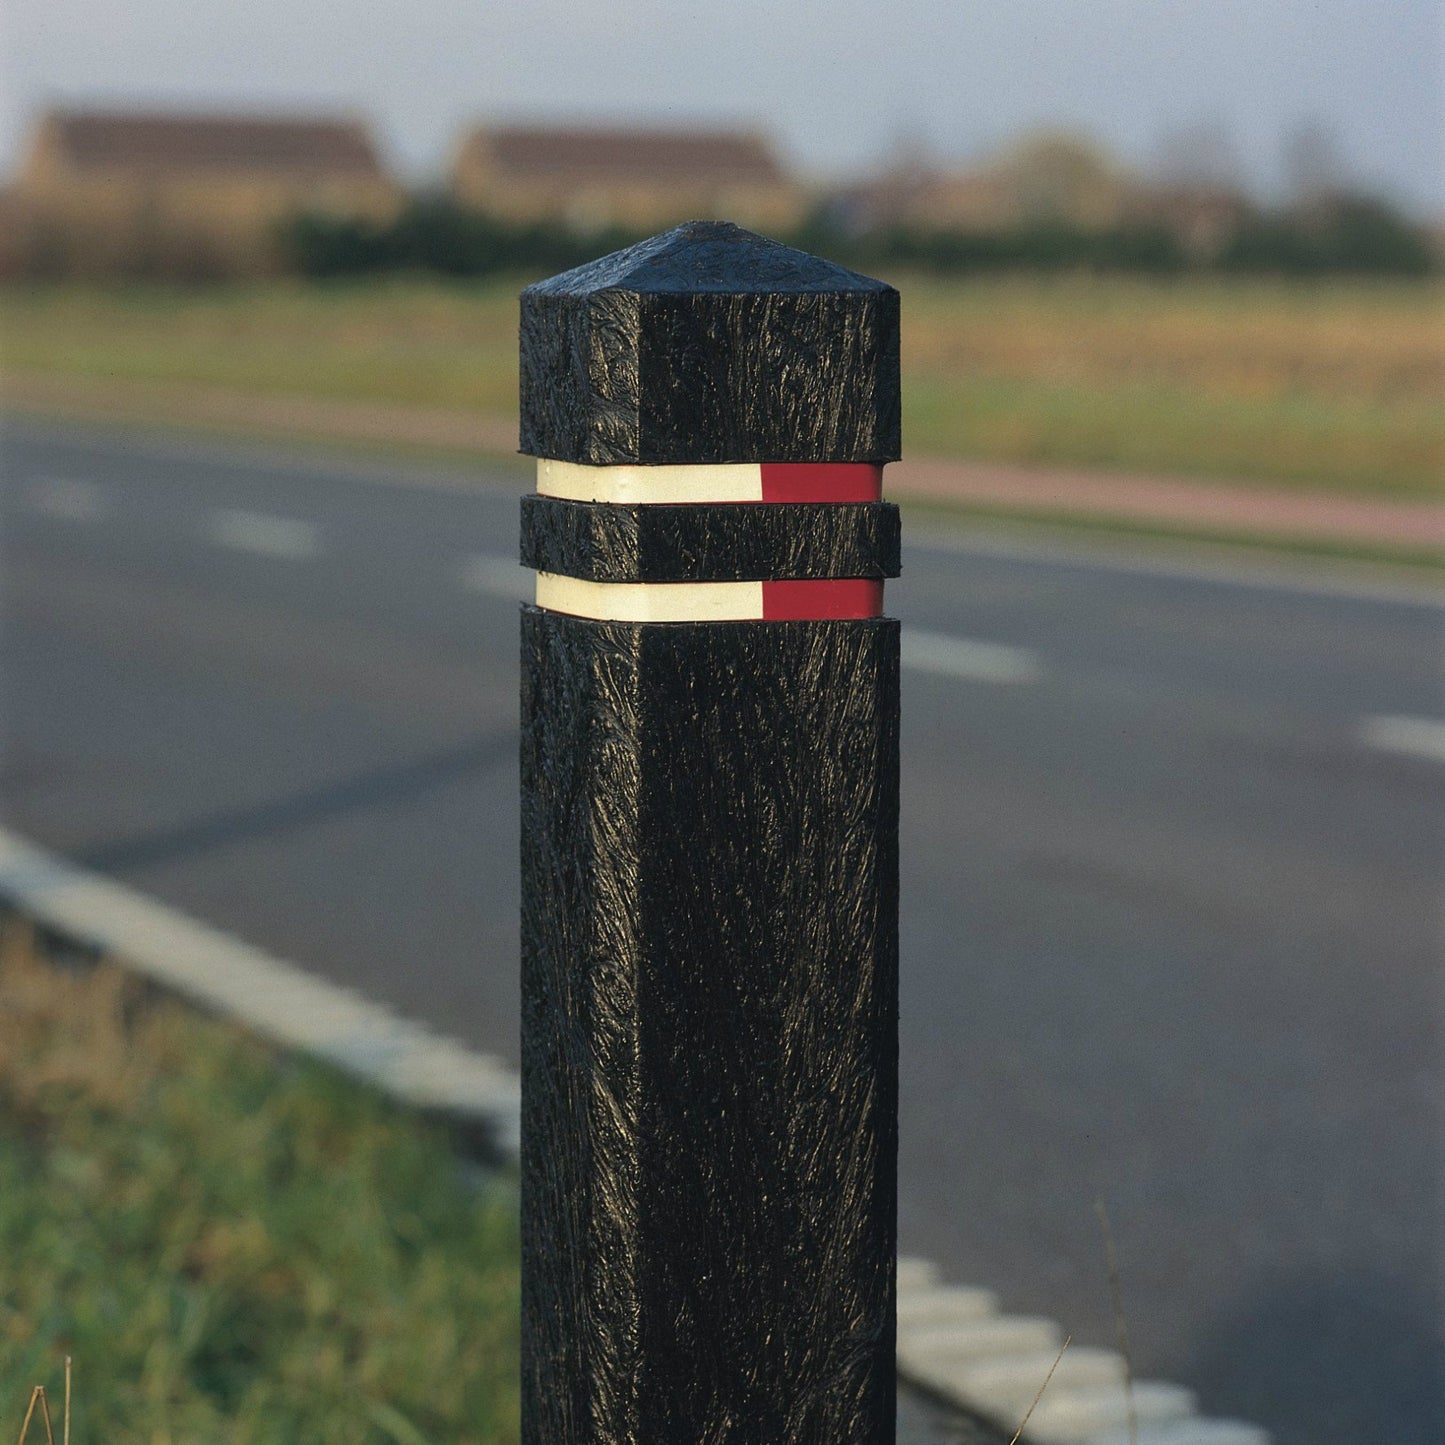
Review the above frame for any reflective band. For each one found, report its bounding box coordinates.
[536,573,764,621]
[535,572,883,622]
[539,460,762,504]
[759,463,881,503]
[764,579,883,620]
[537,459,882,505]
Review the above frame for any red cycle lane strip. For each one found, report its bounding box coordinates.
[760,462,883,503]
[762,579,883,620]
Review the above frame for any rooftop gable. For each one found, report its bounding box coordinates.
[40,110,387,178]
[471,126,785,185]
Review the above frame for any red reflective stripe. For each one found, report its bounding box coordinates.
[760,463,882,503]
[762,579,883,620]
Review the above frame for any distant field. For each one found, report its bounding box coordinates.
[1,274,1440,497]
[901,274,1443,497]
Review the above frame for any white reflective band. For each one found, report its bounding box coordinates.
[535,572,765,622]
[537,458,763,504]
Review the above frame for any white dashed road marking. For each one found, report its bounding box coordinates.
[901,627,1043,685]
[462,553,526,599]
[1359,714,1445,764]
[208,508,320,560]
[29,476,104,521]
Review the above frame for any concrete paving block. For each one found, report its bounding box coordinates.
[1083,1420,1272,1445]
[896,1282,1000,1327]
[386,1038,510,1093]
[898,1316,1066,1397]
[899,1314,1062,1361]
[896,1255,940,1293]
[399,1064,521,1117]
[951,1346,1126,1417]
[254,991,402,1049]
[1023,1380,1196,1443]
[486,1105,523,1157]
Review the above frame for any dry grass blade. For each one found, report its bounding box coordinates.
[15,1389,39,1445]
[63,1360,70,1445]
[1096,1197,1138,1445]
[1006,1333,1072,1445]
[15,1385,55,1445]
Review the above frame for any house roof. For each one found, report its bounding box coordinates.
[469,126,785,185]
[40,110,387,177]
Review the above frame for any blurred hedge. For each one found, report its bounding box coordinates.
[285,199,644,280]
[285,193,1438,281]
[1216,196,1438,276]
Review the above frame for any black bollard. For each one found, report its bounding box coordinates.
[519,221,901,1443]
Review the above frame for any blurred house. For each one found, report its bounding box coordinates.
[5,108,402,278]
[451,124,805,233]
[1136,184,1251,262]
[831,131,1138,235]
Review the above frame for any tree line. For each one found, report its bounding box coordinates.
[289,192,1438,280]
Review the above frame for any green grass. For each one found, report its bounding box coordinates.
[0,931,520,1444]
[0,280,521,417]
[0,273,1441,497]
[906,371,1442,497]
[897,273,1444,497]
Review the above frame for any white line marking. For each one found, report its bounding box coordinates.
[0,825,519,1151]
[29,476,104,521]
[462,553,526,598]
[901,627,1042,684]
[1359,714,1445,763]
[208,508,319,559]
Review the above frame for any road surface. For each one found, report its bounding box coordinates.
[2,417,1440,1444]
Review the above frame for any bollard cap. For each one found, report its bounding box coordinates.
[520,221,900,467]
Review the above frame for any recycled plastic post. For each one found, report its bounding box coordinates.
[518,221,901,1442]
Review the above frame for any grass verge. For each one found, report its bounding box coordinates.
[898,272,1443,498]
[1,273,1440,498]
[0,926,520,1444]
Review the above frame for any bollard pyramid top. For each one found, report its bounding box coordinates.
[520,221,900,467]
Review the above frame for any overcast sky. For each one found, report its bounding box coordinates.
[2,0,1440,211]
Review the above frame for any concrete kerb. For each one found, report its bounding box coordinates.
[0,825,1270,1445]
[0,826,520,1156]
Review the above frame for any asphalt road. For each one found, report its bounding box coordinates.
[2,417,1440,1444]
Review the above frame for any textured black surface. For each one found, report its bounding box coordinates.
[520,495,901,583]
[519,222,901,466]
[521,606,900,1443]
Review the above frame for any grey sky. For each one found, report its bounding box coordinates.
[2,0,1440,211]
